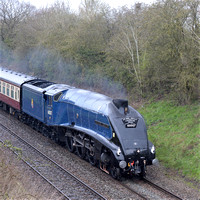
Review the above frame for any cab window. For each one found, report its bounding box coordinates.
[54,92,62,102]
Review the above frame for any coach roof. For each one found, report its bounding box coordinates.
[0,67,35,86]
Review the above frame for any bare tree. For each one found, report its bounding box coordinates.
[107,7,144,96]
[79,0,108,21]
[119,25,142,93]
[0,0,34,47]
[185,0,200,48]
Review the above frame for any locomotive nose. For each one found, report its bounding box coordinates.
[122,139,148,156]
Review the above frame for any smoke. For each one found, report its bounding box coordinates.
[0,41,14,66]
[0,44,127,99]
[80,73,127,99]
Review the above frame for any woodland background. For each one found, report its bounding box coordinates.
[0,0,199,104]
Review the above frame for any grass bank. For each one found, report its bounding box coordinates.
[139,101,200,181]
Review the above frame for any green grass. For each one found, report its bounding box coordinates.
[139,101,200,181]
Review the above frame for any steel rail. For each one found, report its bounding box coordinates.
[0,137,69,200]
[0,122,107,200]
[0,112,182,200]
[119,182,147,200]
[143,178,183,200]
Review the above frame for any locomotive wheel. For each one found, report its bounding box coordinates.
[76,146,85,159]
[86,142,97,166]
[37,123,43,133]
[42,127,49,137]
[87,150,97,166]
[31,120,36,130]
[110,167,121,180]
[89,155,96,166]
[54,135,60,144]
[66,136,75,152]
[24,116,29,125]
[35,122,40,132]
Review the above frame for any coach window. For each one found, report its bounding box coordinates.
[3,82,5,94]
[15,88,18,100]
[11,86,14,98]
[7,84,10,96]
[18,89,20,100]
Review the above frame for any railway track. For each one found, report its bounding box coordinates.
[0,113,150,200]
[0,122,107,200]
[120,178,183,200]
[0,112,185,200]
[120,182,148,200]
[143,178,182,200]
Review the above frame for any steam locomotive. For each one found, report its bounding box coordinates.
[0,67,155,179]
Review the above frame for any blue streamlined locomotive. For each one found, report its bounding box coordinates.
[0,67,156,179]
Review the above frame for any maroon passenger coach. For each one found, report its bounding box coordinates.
[0,67,34,113]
